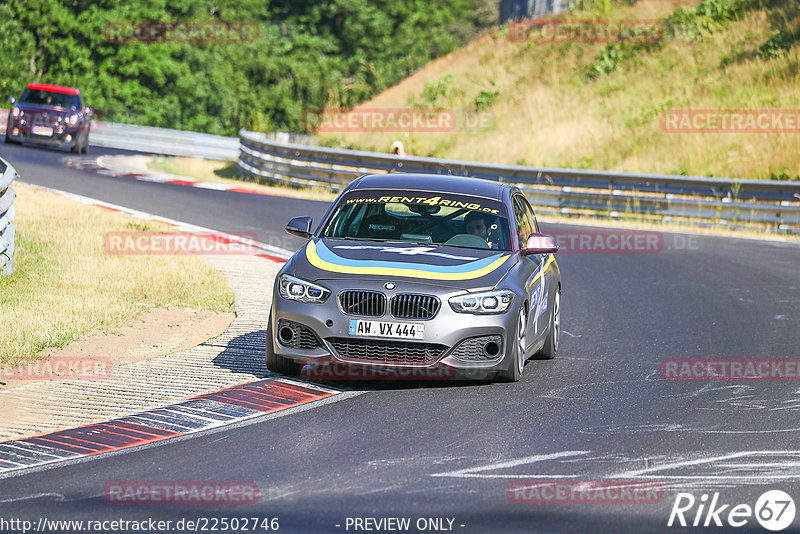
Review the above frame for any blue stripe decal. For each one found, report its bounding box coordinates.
[525,262,544,289]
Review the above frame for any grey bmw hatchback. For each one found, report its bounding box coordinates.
[267,173,561,382]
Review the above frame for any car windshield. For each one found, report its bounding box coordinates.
[320,191,512,251]
[20,89,81,109]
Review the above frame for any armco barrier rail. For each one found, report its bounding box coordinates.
[0,157,18,276]
[2,106,236,158]
[238,129,800,234]
[88,122,310,159]
[89,121,240,159]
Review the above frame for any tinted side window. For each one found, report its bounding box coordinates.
[521,197,539,233]
[512,196,534,249]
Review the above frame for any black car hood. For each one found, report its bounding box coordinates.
[289,238,518,289]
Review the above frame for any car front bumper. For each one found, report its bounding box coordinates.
[6,125,84,148]
[270,278,520,380]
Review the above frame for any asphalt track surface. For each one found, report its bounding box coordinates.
[2,142,800,533]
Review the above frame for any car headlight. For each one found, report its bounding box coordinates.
[11,107,20,119]
[449,289,515,314]
[279,274,330,303]
[68,114,79,127]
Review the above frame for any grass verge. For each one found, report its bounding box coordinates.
[147,156,338,202]
[0,184,235,366]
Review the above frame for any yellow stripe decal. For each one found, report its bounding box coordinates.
[306,241,511,281]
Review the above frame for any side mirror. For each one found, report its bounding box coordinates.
[521,233,558,255]
[7,96,16,105]
[285,216,313,239]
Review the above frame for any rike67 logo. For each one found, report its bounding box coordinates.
[668,490,796,531]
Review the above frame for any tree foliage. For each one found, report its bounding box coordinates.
[0,0,496,135]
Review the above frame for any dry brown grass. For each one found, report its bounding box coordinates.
[320,0,800,182]
[0,184,235,365]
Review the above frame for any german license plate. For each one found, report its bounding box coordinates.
[32,126,53,136]
[349,319,424,339]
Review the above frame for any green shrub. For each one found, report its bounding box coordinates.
[474,81,500,111]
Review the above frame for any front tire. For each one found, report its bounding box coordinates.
[536,287,560,360]
[265,311,300,376]
[499,306,527,382]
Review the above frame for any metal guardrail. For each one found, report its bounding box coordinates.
[238,129,800,234]
[88,122,312,159]
[0,157,18,275]
[1,108,238,159]
[89,121,240,160]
